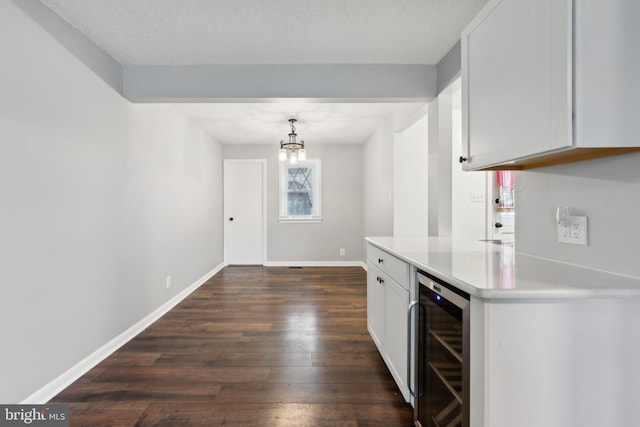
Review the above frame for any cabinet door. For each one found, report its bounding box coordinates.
[573,0,640,149]
[385,277,410,401]
[461,0,572,170]
[367,266,385,353]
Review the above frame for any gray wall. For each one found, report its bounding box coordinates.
[222,144,364,263]
[515,152,640,278]
[11,0,123,94]
[437,41,461,94]
[125,64,437,102]
[0,1,223,402]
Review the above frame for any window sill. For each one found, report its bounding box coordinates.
[279,218,323,224]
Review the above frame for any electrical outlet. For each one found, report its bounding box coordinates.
[339,248,346,256]
[557,216,588,245]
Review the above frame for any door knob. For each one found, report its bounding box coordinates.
[495,221,503,228]
[229,217,234,221]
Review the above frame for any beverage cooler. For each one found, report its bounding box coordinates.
[412,271,470,427]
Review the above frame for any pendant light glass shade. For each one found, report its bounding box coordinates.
[289,151,298,164]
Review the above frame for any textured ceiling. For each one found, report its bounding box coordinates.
[39,0,489,66]
[37,0,483,144]
[172,102,426,144]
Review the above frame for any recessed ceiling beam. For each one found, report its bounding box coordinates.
[123,64,437,103]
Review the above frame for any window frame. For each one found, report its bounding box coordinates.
[278,159,322,223]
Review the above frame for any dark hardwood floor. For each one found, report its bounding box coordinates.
[51,266,414,426]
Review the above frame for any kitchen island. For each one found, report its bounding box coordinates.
[366,236,640,427]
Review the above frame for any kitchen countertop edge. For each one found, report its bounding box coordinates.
[366,236,640,300]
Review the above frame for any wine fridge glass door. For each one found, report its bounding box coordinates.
[416,273,469,427]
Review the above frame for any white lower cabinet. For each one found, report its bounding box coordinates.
[366,267,386,352]
[383,272,409,398]
[366,243,411,402]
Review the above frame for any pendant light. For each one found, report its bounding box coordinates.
[279,119,306,163]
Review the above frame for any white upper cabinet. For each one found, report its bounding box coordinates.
[461,0,640,170]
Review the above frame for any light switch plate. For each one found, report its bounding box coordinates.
[471,192,485,203]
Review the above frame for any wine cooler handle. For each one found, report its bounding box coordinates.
[419,302,427,399]
[407,300,419,398]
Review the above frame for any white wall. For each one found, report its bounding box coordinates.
[222,144,364,263]
[0,1,223,402]
[427,96,453,236]
[515,152,640,278]
[363,120,396,239]
[387,82,488,242]
[363,105,428,243]
[450,83,488,240]
[393,114,429,237]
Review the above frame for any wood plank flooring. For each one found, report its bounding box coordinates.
[51,266,414,426]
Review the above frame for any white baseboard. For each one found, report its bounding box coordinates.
[22,262,225,404]
[264,261,366,268]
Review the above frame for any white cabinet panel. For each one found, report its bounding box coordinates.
[366,243,411,402]
[461,0,640,170]
[367,265,385,353]
[573,0,640,148]
[483,298,640,427]
[384,275,409,400]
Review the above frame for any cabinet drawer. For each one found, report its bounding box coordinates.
[367,244,409,289]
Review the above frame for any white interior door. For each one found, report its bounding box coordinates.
[224,160,266,265]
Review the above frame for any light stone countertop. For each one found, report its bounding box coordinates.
[366,236,640,299]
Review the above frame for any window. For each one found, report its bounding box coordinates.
[279,159,322,223]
